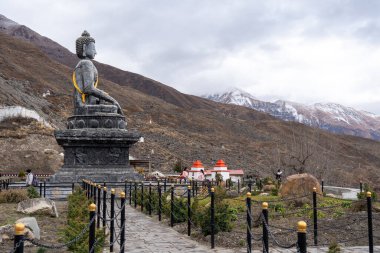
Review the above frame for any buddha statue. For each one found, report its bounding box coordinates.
[73,31,123,115]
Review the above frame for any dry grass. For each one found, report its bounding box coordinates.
[0,189,28,203]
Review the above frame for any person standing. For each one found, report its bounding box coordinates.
[198,169,205,181]
[276,169,283,183]
[25,169,34,186]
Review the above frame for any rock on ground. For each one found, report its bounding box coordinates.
[16,217,40,240]
[17,198,59,217]
[0,225,12,243]
[279,173,322,205]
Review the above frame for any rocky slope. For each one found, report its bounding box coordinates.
[0,16,380,188]
[205,87,380,141]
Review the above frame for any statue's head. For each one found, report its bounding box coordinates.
[76,30,96,59]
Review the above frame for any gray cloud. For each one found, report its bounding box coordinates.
[2,0,380,113]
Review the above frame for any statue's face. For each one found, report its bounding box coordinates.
[83,42,97,59]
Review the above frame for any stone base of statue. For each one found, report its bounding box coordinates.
[50,105,142,182]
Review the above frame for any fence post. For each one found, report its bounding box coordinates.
[134,181,137,208]
[367,192,374,253]
[191,179,195,197]
[248,180,252,193]
[102,187,107,228]
[86,181,89,199]
[262,202,269,253]
[321,179,324,193]
[141,182,144,212]
[246,192,252,253]
[14,223,25,253]
[89,203,96,253]
[43,180,46,198]
[124,181,127,198]
[89,182,92,199]
[211,187,215,249]
[312,187,318,245]
[120,192,126,253]
[195,181,198,196]
[93,183,97,203]
[72,182,75,193]
[238,179,240,194]
[360,181,363,193]
[158,184,162,221]
[297,221,307,253]
[164,178,167,192]
[97,185,101,229]
[170,184,174,227]
[187,185,191,236]
[39,182,42,197]
[110,189,115,253]
[149,183,152,216]
[129,181,132,205]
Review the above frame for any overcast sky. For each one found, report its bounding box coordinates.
[2,0,380,113]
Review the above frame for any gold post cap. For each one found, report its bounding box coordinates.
[262,202,269,209]
[313,187,317,192]
[247,192,251,197]
[111,188,115,194]
[367,191,372,198]
[171,184,174,188]
[14,223,25,235]
[89,203,96,212]
[103,187,107,191]
[120,192,126,198]
[188,185,192,189]
[297,221,307,233]
[98,185,101,189]
[211,187,215,192]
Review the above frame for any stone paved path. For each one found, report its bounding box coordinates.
[106,206,379,253]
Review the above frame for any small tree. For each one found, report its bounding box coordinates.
[173,159,182,173]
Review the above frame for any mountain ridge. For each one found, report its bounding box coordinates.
[204,88,380,141]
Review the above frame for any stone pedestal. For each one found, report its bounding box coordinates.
[51,105,142,182]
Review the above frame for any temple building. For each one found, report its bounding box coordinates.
[205,160,244,182]
[186,159,244,182]
[188,160,205,180]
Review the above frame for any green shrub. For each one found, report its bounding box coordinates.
[18,171,25,178]
[0,189,28,203]
[61,188,104,253]
[262,177,273,185]
[27,186,40,198]
[357,184,377,201]
[271,188,279,196]
[36,248,47,253]
[328,241,341,252]
[193,201,237,235]
[192,187,237,236]
[163,195,187,223]
[215,174,223,184]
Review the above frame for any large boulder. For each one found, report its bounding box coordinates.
[16,217,40,240]
[17,198,58,217]
[279,173,322,205]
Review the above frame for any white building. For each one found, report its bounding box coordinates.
[205,160,244,183]
[187,160,205,180]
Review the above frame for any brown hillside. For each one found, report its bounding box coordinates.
[0,31,379,188]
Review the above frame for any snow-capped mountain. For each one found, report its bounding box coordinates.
[204,88,380,141]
